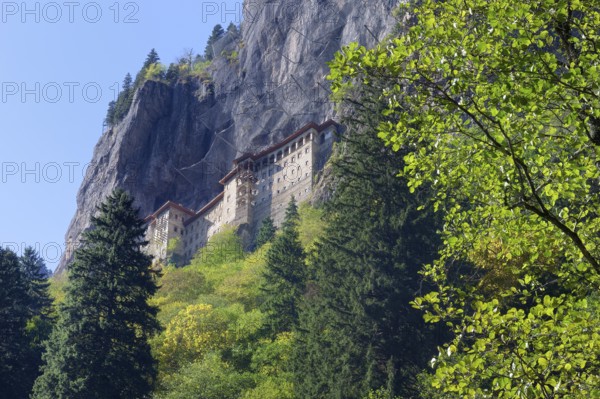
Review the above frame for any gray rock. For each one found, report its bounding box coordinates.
[57,0,398,273]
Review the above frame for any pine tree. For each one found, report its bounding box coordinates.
[204,24,225,60]
[19,247,53,397]
[109,73,134,126]
[0,247,31,399]
[255,217,277,248]
[32,189,160,399]
[105,100,116,127]
[292,82,445,398]
[20,247,52,316]
[227,22,240,37]
[122,72,133,92]
[165,63,180,84]
[134,49,162,91]
[260,198,306,333]
[143,48,160,69]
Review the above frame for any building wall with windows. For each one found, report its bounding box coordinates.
[144,120,338,265]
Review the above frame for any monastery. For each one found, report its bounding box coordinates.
[143,120,339,264]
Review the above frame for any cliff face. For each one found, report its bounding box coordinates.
[57,0,398,273]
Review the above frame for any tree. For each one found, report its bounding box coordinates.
[20,247,52,316]
[260,198,306,333]
[122,72,133,92]
[165,63,180,84]
[106,73,135,126]
[143,48,160,69]
[0,247,31,399]
[255,217,277,248]
[32,189,161,399]
[292,85,444,398]
[19,247,53,395]
[105,100,116,127]
[227,22,240,37]
[134,49,162,90]
[205,24,225,60]
[328,0,600,396]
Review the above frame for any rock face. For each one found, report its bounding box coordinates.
[57,0,398,273]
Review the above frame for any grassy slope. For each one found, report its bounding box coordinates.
[49,203,325,399]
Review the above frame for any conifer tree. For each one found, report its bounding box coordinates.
[135,49,161,88]
[20,247,52,316]
[227,22,240,37]
[0,247,31,399]
[292,82,445,398]
[260,198,306,333]
[143,48,160,69]
[32,189,160,399]
[19,247,53,396]
[204,24,225,60]
[255,217,277,248]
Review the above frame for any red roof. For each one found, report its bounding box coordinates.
[144,201,195,223]
[219,120,338,185]
[183,192,225,226]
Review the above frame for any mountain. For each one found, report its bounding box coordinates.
[57,0,398,273]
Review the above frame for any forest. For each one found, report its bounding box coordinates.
[2,1,600,398]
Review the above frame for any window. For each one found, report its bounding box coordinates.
[306,161,309,166]
[292,156,295,162]
[174,227,178,233]
[277,177,281,183]
[284,161,287,167]
[305,148,309,154]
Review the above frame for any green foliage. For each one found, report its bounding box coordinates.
[255,217,276,248]
[260,198,307,333]
[149,205,326,398]
[0,247,33,399]
[205,24,225,60]
[297,203,325,249]
[145,62,166,81]
[156,353,255,399]
[32,189,160,399]
[190,60,213,80]
[292,96,444,397]
[328,0,600,396]
[226,22,240,37]
[105,72,134,127]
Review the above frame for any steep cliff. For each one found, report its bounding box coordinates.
[57,0,398,273]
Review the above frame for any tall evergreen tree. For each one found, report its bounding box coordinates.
[255,217,277,248]
[204,24,225,60]
[105,100,116,127]
[19,247,53,396]
[292,83,445,398]
[260,198,306,333]
[108,73,134,126]
[20,247,52,316]
[32,189,160,399]
[134,49,161,88]
[226,22,240,37]
[143,48,160,69]
[0,247,31,399]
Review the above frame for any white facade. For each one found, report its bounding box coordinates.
[144,120,338,265]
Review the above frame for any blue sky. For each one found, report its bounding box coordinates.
[0,0,241,270]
